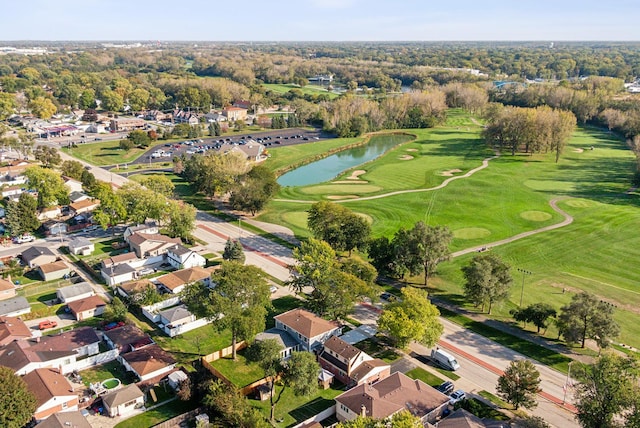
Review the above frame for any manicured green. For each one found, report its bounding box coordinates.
[62,139,169,166]
[405,367,444,387]
[259,109,640,350]
[262,83,340,99]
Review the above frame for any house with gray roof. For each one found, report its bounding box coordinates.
[102,384,145,417]
[255,328,299,360]
[56,282,94,303]
[67,236,94,256]
[101,263,136,287]
[158,305,195,328]
[0,296,30,317]
[21,246,57,268]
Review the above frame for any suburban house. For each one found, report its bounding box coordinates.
[143,110,172,122]
[109,117,145,132]
[103,324,153,354]
[156,266,214,294]
[102,252,138,270]
[222,106,248,122]
[166,244,206,270]
[334,372,450,425]
[219,142,264,162]
[69,198,100,216]
[43,222,68,236]
[128,232,181,258]
[173,109,200,125]
[119,344,176,382]
[0,277,16,300]
[62,176,83,193]
[37,261,71,281]
[67,237,94,256]
[204,111,227,123]
[21,246,57,268]
[102,384,145,417]
[23,368,79,421]
[69,191,90,204]
[318,335,390,387]
[2,184,24,198]
[158,305,196,330]
[255,328,300,360]
[56,282,94,303]
[101,263,137,287]
[0,296,30,317]
[274,308,342,352]
[0,340,75,375]
[0,315,31,345]
[116,278,154,300]
[35,410,92,428]
[123,222,158,243]
[37,206,62,221]
[67,296,106,321]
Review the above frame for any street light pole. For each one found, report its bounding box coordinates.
[563,361,574,404]
[517,268,532,307]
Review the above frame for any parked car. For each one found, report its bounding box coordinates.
[38,320,58,330]
[13,234,35,244]
[449,390,466,405]
[436,381,455,395]
[270,285,278,293]
[103,321,125,331]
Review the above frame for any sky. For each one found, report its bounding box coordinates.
[1,0,638,41]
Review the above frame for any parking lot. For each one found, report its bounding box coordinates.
[127,127,331,167]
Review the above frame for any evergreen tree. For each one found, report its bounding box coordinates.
[223,238,246,263]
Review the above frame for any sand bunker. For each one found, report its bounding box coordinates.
[327,195,359,200]
[441,169,462,176]
[346,170,366,180]
[399,155,414,160]
[406,148,418,152]
[573,148,584,153]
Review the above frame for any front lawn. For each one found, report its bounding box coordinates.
[114,398,199,428]
[62,139,168,166]
[405,367,444,387]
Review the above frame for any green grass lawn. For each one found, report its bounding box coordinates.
[251,384,344,428]
[210,349,264,388]
[258,109,640,350]
[61,139,169,166]
[150,324,233,367]
[405,367,444,387]
[263,83,340,99]
[355,337,402,363]
[114,398,199,428]
[81,360,136,387]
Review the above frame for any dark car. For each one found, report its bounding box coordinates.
[437,381,455,395]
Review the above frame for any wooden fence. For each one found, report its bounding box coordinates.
[151,407,203,428]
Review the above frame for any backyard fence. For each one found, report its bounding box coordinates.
[151,407,203,428]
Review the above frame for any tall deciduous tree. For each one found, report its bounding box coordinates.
[229,165,280,216]
[93,182,127,231]
[203,380,269,428]
[25,166,69,208]
[462,253,513,314]
[557,292,620,349]
[575,353,640,428]
[60,160,85,180]
[404,222,453,286]
[166,200,196,241]
[336,411,422,428]
[138,174,175,198]
[28,96,57,119]
[34,146,62,168]
[307,201,371,255]
[183,261,271,360]
[378,287,443,348]
[510,303,557,333]
[496,359,541,410]
[0,366,37,428]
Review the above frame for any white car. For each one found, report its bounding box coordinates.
[13,234,35,244]
[449,390,466,405]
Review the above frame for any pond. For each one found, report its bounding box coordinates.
[277,134,413,187]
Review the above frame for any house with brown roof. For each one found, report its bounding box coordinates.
[37,205,62,221]
[318,335,390,387]
[69,198,99,216]
[23,368,78,421]
[128,232,181,258]
[123,222,158,243]
[102,252,139,270]
[274,308,342,352]
[116,278,154,300]
[156,266,214,294]
[35,410,92,428]
[335,372,450,425]
[0,315,31,345]
[436,408,505,428]
[222,106,248,121]
[119,344,176,382]
[103,324,152,354]
[37,261,71,281]
[109,117,145,132]
[102,383,144,417]
[67,295,106,321]
[0,340,75,375]
[0,277,16,300]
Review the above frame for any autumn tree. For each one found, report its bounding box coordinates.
[336,411,422,428]
[400,222,453,286]
[93,182,127,231]
[462,253,513,314]
[229,165,280,215]
[557,292,619,349]
[497,359,541,410]
[183,261,271,360]
[378,287,443,348]
[0,366,37,428]
[127,130,151,147]
[28,96,57,118]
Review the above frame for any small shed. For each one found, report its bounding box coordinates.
[68,237,94,256]
[167,370,188,390]
[318,369,334,390]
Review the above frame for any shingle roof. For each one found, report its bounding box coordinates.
[102,263,136,277]
[435,408,490,428]
[38,261,69,274]
[102,383,144,408]
[117,278,153,295]
[21,246,56,263]
[68,236,92,248]
[0,277,15,292]
[23,368,75,407]
[67,295,106,314]
[156,266,212,291]
[335,372,449,420]
[0,340,73,372]
[158,305,192,323]
[0,316,31,345]
[323,335,361,361]
[0,296,30,316]
[121,344,175,377]
[128,232,180,246]
[57,282,93,300]
[255,328,299,350]
[168,244,191,256]
[103,324,150,350]
[35,410,92,428]
[275,308,340,338]
[70,198,99,211]
[102,252,138,267]
[32,326,100,352]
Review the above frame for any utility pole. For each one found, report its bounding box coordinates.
[517,268,532,307]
